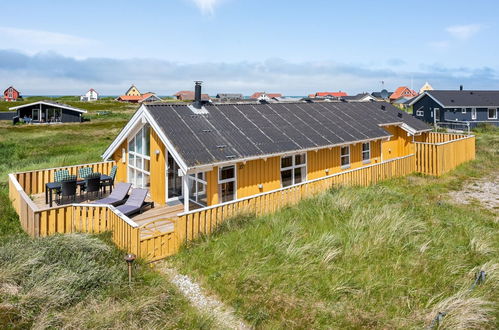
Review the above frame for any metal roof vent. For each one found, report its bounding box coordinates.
[217,145,227,149]
[380,105,386,111]
[397,112,403,118]
[226,155,236,159]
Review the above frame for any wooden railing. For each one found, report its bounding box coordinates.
[415,132,475,176]
[138,154,416,261]
[8,172,141,255]
[13,161,116,195]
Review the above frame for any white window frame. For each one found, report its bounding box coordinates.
[416,110,424,116]
[471,108,477,120]
[127,125,151,189]
[462,108,467,114]
[488,108,497,119]
[434,108,440,121]
[188,172,207,206]
[361,142,371,164]
[218,165,237,202]
[280,153,307,188]
[340,146,350,169]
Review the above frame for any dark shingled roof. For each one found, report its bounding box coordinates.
[145,102,429,168]
[427,90,499,107]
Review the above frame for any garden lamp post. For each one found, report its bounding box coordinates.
[124,253,136,283]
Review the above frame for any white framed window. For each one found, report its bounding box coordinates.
[188,172,207,206]
[471,108,477,120]
[280,153,306,187]
[340,146,350,169]
[416,110,424,116]
[488,108,497,119]
[362,142,370,163]
[128,125,151,189]
[219,165,236,203]
[462,108,467,114]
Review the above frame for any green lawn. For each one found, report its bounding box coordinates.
[170,127,499,329]
[0,106,210,328]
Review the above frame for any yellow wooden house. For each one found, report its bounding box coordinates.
[102,88,431,213]
[125,85,141,97]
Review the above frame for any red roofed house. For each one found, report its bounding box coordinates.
[389,86,418,102]
[250,92,283,100]
[174,91,211,101]
[116,85,162,103]
[313,91,348,98]
[3,86,21,102]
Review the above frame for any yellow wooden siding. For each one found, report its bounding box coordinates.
[237,157,281,199]
[111,141,127,183]
[126,86,141,96]
[382,126,414,161]
[206,166,219,206]
[149,130,166,205]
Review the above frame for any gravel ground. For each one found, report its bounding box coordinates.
[448,173,499,213]
[158,264,251,330]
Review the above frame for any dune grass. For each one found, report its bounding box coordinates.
[0,233,211,328]
[0,114,211,328]
[170,128,499,328]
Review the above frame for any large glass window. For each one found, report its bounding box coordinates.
[188,172,207,206]
[362,142,371,163]
[340,146,350,168]
[471,108,477,120]
[219,165,236,203]
[128,125,150,188]
[280,153,306,187]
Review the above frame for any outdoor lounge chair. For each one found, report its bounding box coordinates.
[115,188,153,216]
[92,182,131,206]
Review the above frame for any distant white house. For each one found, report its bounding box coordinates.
[80,88,99,102]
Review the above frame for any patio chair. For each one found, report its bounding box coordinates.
[78,167,93,179]
[101,165,117,193]
[92,182,131,206]
[82,173,101,200]
[115,188,154,216]
[57,176,77,205]
[54,169,70,182]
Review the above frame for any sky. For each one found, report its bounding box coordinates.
[1,0,498,96]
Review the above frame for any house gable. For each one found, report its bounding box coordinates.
[125,85,141,96]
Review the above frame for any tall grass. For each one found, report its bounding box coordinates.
[0,234,210,328]
[171,128,499,328]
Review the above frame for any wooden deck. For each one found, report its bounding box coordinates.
[30,192,197,239]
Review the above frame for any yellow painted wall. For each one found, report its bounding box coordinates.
[111,141,127,183]
[382,126,414,161]
[126,86,141,96]
[206,167,219,206]
[237,157,281,199]
[149,130,166,205]
[307,141,382,180]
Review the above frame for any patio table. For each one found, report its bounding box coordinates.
[45,175,114,207]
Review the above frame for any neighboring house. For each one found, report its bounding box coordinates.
[80,88,99,102]
[419,82,433,94]
[117,85,163,103]
[389,86,418,102]
[215,93,243,101]
[125,85,141,96]
[311,91,348,99]
[3,86,21,102]
[342,93,377,102]
[10,100,87,123]
[250,92,283,100]
[371,90,393,100]
[174,91,211,101]
[409,90,499,127]
[102,84,430,214]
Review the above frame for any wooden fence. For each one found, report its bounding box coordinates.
[139,154,416,261]
[415,132,475,176]
[14,161,116,195]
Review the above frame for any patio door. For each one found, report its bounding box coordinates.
[128,125,151,189]
[167,152,182,200]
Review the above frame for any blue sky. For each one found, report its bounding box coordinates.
[1,0,498,95]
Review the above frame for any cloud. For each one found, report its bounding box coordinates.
[0,49,498,95]
[190,0,224,15]
[428,40,450,50]
[446,24,482,40]
[0,26,95,47]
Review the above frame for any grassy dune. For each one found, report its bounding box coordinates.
[171,127,499,328]
[0,109,210,329]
